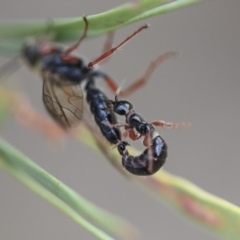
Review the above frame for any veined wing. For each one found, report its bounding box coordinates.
[42,71,84,129]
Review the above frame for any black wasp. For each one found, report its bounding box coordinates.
[9,16,183,176]
[21,16,148,129]
[103,93,189,176]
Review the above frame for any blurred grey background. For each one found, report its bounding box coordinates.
[1,0,240,239]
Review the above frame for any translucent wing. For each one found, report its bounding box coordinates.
[42,71,84,129]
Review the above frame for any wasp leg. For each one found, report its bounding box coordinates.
[101,121,126,129]
[92,52,177,96]
[151,120,190,129]
[61,16,88,61]
[99,31,115,65]
[143,132,154,173]
[119,52,177,97]
[129,128,142,141]
[88,24,149,67]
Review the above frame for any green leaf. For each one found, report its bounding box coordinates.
[0,137,137,240]
[3,0,228,239]
[0,0,205,52]
[2,85,240,239]
[77,121,240,240]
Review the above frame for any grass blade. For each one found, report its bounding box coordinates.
[0,158,115,240]
[0,0,206,51]
[76,118,240,240]
[0,136,137,239]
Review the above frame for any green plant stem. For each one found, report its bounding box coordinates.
[0,159,114,240]
[0,0,206,51]
[0,137,136,240]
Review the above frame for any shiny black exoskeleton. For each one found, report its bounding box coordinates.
[107,95,168,176]
[118,135,167,176]
[21,30,132,148]
[20,18,93,129]
[22,42,95,83]
[112,96,155,135]
[40,51,90,84]
[85,76,121,145]
[20,17,148,129]
[21,38,90,128]
[2,15,173,176]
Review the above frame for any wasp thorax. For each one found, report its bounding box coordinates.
[113,100,133,115]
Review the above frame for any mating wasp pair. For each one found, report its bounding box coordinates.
[2,17,188,175]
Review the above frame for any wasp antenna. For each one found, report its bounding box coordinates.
[115,78,127,98]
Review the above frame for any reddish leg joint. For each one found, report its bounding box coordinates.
[61,16,88,60]
[88,24,149,68]
[119,52,177,97]
[152,120,191,129]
